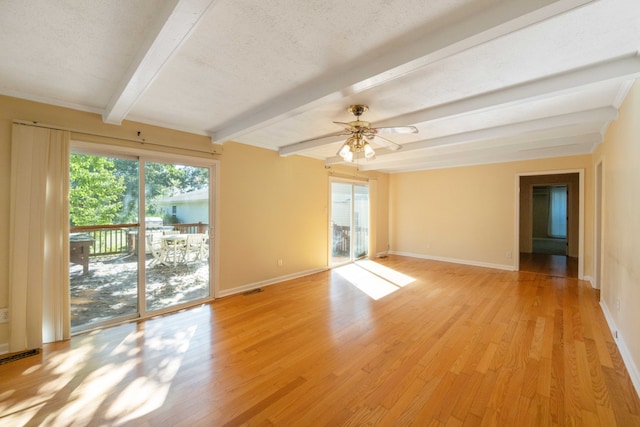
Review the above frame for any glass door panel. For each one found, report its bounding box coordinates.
[69,154,140,330]
[331,182,353,266]
[353,184,369,259]
[144,161,211,311]
[330,181,369,266]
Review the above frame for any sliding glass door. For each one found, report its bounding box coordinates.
[69,148,215,332]
[330,180,369,266]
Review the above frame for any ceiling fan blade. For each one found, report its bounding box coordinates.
[373,134,402,151]
[294,131,351,145]
[333,121,353,127]
[374,126,418,134]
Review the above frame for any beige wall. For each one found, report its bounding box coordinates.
[0,95,389,347]
[389,155,593,271]
[218,141,329,291]
[374,172,390,255]
[217,151,389,292]
[593,81,640,382]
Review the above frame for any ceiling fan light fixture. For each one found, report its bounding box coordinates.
[343,150,354,163]
[363,142,375,159]
[338,141,354,162]
[338,135,375,162]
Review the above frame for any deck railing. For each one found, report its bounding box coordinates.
[172,222,208,234]
[70,222,209,257]
[333,225,350,256]
[332,224,369,258]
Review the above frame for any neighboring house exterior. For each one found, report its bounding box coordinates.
[331,185,369,228]
[155,188,209,225]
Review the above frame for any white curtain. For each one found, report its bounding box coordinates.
[548,186,567,238]
[9,124,70,352]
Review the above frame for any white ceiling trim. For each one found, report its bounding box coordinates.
[348,133,600,171]
[324,106,616,165]
[612,79,636,108]
[102,0,216,125]
[514,133,603,152]
[279,132,351,156]
[0,88,105,116]
[380,146,593,172]
[211,0,596,144]
[359,136,598,173]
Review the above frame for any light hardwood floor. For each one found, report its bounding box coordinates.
[519,253,578,279]
[1,255,639,426]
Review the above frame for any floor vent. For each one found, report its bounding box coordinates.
[243,288,263,296]
[0,348,40,365]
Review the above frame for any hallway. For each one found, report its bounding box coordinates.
[519,252,578,278]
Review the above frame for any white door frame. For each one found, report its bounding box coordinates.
[329,177,370,267]
[594,160,604,289]
[70,141,219,332]
[141,154,219,302]
[515,169,585,279]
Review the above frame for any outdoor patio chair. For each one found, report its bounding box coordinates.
[184,234,207,263]
[147,233,167,266]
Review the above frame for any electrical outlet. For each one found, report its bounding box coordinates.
[277,259,283,267]
[506,251,512,259]
[616,298,621,311]
[0,308,8,323]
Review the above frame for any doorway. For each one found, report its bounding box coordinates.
[531,185,568,256]
[69,147,216,332]
[518,172,581,278]
[330,180,369,267]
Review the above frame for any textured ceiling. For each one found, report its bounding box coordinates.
[1,0,639,172]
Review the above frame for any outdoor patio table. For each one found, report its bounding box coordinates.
[160,234,189,266]
[70,233,95,275]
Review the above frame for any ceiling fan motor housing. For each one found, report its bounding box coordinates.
[347,104,368,117]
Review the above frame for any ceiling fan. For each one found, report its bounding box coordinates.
[331,104,418,162]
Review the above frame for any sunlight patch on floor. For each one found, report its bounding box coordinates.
[335,261,415,300]
[356,260,416,287]
[1,325,200,426]
[106,325,197,425]
[50,358,139,425]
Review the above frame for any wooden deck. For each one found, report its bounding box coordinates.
[1,255,639,426]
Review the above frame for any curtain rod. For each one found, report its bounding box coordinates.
[327,170,373,182]
[13,120,222,157]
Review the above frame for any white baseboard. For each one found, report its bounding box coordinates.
[583,275,597,288]
[0,343,8,355]
[600,300,640,399]
[217,267,328,298]
[389,251,515,272]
